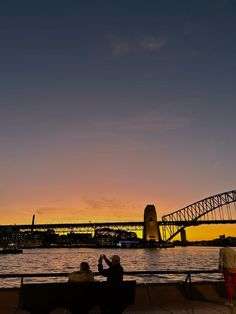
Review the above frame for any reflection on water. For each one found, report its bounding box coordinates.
[0,246,223,287]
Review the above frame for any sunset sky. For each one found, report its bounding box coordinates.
[1,1,236,240]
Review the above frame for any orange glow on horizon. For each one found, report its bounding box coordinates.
[1,205,235,241]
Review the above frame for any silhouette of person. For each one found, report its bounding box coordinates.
[98,254,125,314]
[98,254,123,282]
[68,261,94,282]
[219,238,236,307]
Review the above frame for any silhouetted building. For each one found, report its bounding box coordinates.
[143,205,160,241]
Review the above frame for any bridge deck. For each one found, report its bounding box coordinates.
[1,219,236,231]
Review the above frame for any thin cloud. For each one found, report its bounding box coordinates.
[83,196,126,211]
[109,35,167,56]
[138,37,167,51]
[89,108,191,134]
[82,196,138,220]
[110,39,131,56]
[35,207,67,216]
[126,110,191,132]
[68,108,192,142]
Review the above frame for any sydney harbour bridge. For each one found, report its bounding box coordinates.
[1,190,236,242]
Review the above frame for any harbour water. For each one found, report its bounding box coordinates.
[0,246,223,287]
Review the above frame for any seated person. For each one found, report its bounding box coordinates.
[98,254,123,282]
[68,261,94,282]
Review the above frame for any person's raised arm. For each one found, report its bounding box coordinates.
[103,255,112,266]
[98,257,109,277]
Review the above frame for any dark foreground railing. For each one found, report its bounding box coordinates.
[0,269,222,286]
[0,270,225,313]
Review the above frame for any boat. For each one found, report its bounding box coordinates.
[0,245,23,254]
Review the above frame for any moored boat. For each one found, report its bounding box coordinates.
[0,247,23,254]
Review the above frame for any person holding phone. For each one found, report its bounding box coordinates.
[98,254,123,282]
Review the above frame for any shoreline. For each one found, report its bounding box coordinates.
[13,243,175,249]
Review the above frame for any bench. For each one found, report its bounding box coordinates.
[20,280,136,314]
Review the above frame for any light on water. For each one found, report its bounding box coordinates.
[0,246,223,287]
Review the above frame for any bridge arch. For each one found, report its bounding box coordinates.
[161,190,236,242]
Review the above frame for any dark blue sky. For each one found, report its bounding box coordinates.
[0,1,236,237]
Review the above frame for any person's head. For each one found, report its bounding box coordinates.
[222,238,231,247]
[80,262,90,272]
[111,255,120,265]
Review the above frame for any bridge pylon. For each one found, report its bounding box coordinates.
[143,205,162,242]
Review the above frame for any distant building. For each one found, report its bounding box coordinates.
[143,205,160,241]
[94,228,137,240]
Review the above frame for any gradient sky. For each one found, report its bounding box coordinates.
[1,1,236,240]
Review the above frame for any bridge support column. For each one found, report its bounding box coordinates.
[143,205,161,242]
[180,229,187,244]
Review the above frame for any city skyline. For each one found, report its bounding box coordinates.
[1,1,236,240]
